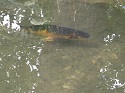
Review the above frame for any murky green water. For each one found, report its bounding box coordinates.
[0,0,125,93]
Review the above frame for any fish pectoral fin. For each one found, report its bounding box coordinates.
[44,37,54,41]
[68,33,78,39]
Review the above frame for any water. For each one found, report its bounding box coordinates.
[0,0,125,93]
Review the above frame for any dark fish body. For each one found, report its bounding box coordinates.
[21,24,90,41]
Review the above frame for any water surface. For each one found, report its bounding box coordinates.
[0,0,125,93]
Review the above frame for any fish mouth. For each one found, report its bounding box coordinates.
[20,24,90,41]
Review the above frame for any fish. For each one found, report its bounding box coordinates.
[20,24,90,41]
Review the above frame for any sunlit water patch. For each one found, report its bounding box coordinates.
[0,0,48,35]
[95,34,125,93]
[0,33,44,92]
[99,62,125,91]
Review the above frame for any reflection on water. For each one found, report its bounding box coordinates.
[0,29,43,92]
[99,61,125,90]
[0,0,125,93]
